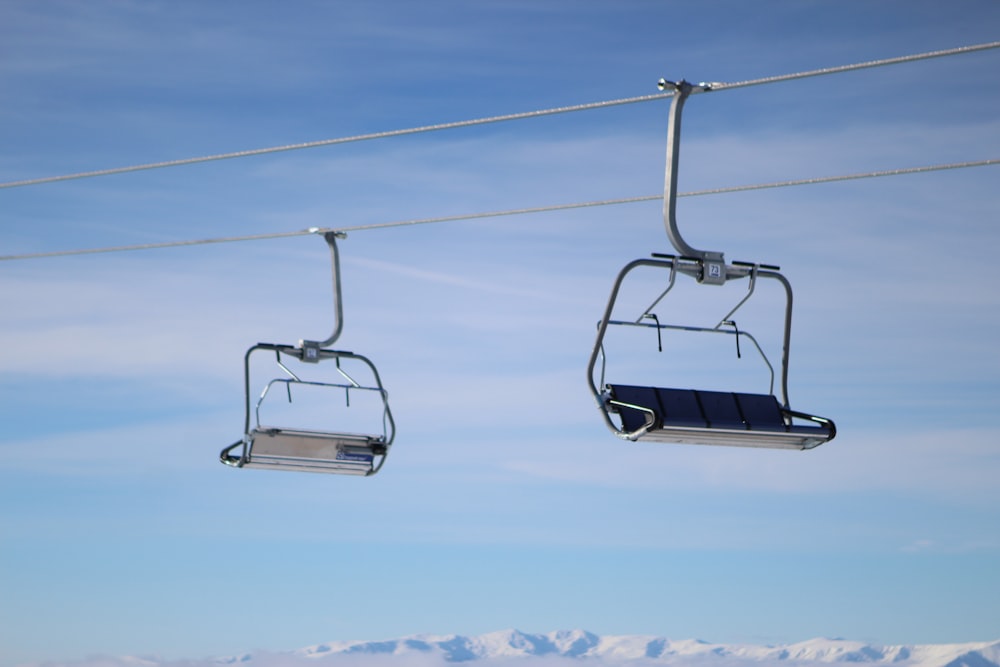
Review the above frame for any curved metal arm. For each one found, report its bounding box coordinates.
[658,79,726,283]
[299,231,346,352]
[220,439,247,467]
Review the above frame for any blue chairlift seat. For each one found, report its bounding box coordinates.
[587,82,835,451]
[587,256,836,451]
[607,384,834,450]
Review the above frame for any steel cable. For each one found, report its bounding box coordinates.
[2,158,995,262]
[1,41,997,190]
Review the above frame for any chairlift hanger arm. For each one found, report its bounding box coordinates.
[658,79,784,287]
[299,230,347,358]
[658,80,724,270]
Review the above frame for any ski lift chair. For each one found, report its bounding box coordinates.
[220,343,394,474]
[220,232,396,475]
[589,255,835,449]
[586,80,835,450]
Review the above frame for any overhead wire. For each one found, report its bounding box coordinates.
[709,40,1000,91]
[2,158,996,262]
[1,41,998,262]
[0,94,669,190]
[1,40,998,191]
[335,158,1000,234]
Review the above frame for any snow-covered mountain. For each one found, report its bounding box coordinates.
[27,631,1000,667]
[208,630,1000,667]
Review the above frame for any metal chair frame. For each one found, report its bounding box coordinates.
[220,232,396,475]
[585,79,835,450]
[220,343,395,474]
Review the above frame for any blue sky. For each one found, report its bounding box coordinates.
[1,1,999,665]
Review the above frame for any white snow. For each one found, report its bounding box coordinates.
[230,632,1000,667]
[25,631,1000,667]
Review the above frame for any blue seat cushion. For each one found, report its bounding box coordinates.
[609,385,661,432]
[657,388,708,428]
[610,385,795,433]
[733,392,787,432]
[696,390,745,429]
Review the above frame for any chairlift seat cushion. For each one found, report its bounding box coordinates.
[732,392,788,432]
[611,385,661,432]
[607,384,832,450]
[696,391,744,429]
[656,388,708,428]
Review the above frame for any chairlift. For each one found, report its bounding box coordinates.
[221,232,395,474]
[586,80,835,450]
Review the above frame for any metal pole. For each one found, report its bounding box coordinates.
[299,231,346,356]
[659,79,727,284]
